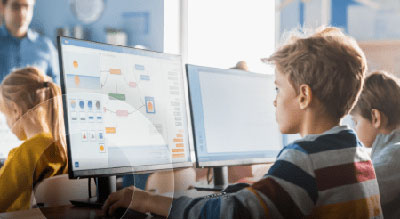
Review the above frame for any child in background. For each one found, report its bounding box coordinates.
[351,71,400,219]
[102,27,382,218]
[0,67,67,212]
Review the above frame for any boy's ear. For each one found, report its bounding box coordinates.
[298,84,312,110]
[371,109,381,128]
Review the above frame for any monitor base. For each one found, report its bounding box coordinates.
[195,166,229,191]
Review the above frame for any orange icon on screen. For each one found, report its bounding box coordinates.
[105,127,116,134]
[100,145,105,151]
[74,75,80,86]
[73,61,78,68]
[110,69,121,75]
[147,102,153,111]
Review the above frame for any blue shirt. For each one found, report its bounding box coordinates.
[0,25,59,84]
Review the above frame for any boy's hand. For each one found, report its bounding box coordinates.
[102,186,150,216]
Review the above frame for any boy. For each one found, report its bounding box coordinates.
[351,71,400,218]
[102,27,382,218]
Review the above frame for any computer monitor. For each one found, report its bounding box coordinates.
[0,113,21,166]
[186,64,282,190]
[58,36,192,204]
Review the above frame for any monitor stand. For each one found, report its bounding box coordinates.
[195,166,228,191]
[70,176,116,208]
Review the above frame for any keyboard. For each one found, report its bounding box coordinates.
[101,208,149,219]
[71,198,150,219]
[203,191,227,199]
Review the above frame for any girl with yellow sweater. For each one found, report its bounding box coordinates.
[0,67,67,212]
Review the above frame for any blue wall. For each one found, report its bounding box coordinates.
[30,0,164,52]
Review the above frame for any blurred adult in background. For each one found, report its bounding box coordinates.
[0,0,59,84]
[0,67,67,212]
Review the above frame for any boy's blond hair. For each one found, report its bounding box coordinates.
[351,71,400,127]
[264,27,367,119]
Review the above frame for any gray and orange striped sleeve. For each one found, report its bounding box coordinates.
[169,144,316,219]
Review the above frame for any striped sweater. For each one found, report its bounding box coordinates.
[169,126,383,218]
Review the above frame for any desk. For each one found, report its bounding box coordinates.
[0,205,108,219]
[0,190,214,219]
[0,205,166,219]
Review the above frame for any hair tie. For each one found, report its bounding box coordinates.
[43,81,49,88]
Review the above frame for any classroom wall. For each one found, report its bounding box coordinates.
[279,0,359,35]
[280,0,400,41]
[30,0,164,52]
[278,0,301,42]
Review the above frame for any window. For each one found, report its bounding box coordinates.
[187,0,276,73]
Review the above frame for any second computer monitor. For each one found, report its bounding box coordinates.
[187,64,282,168]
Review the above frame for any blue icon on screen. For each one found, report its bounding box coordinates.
[79,101,84,109]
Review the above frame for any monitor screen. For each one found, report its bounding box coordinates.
[58,37,192,178]
[0,113,21,159]
[187,64,282,167]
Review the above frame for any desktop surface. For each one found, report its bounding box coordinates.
[0,205,164,219]
[58,37,192,178]
[187,64,282,167]
[0,186,218,219]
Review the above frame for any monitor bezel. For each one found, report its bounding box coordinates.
[58,36,194,179]
[186,64,279,168]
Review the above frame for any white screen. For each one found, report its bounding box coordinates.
[199,71,281,153]
[0,113,21,158]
